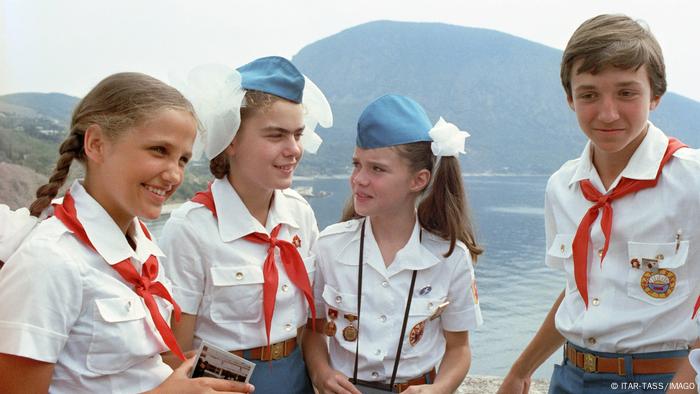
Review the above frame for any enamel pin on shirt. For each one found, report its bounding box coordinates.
[325,308,338,337]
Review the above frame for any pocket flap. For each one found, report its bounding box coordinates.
[628,241,689,269]
[547,234,574,258]
[211,266,264,286]
[410,297,447,317]
[322,284,358,314]
[95,297,146,323]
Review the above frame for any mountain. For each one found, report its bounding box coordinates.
[0,93,79,124]
[2,20,700,207]
[292,20,700,175]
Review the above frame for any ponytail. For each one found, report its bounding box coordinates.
[417,155,483,260]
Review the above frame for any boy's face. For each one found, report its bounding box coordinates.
[567,61,661,159]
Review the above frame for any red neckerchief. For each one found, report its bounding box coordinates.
[572,138,686,308]
[53,191,185,360]
[192,184,316,348]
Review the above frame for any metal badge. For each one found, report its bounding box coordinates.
[418,285,432,296]
[408,321,426,346]
[343,325,358,341]
[324,320,337,337]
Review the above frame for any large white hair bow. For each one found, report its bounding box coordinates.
[428,117,470,157]
[172,65,333,161]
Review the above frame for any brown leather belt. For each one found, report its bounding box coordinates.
[356,368,437,392]
[565,343,686,375]
[230,338,297,361]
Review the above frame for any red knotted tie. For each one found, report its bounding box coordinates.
[192,185,316,347]
[571,138,686,308]
[53,191,186,360]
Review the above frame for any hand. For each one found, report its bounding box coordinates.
[151,356,255,394]
[314,368,361,394]
[400,384,442,393]
[496,372,530,394]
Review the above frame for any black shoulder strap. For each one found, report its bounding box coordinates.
[352,221,420,388]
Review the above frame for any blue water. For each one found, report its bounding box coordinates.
[148,175,562,379]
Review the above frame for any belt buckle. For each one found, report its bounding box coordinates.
[583,353,597,373]
[269,341,284,360]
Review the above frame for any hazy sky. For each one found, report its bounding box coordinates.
[2,0,699,102]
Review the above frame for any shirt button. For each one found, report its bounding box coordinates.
[427,302,434,310]
[592,298,600,306]
[284,323,292,331]
[281,284,289,292]
[588,337,597,345]
[374,349,381,356]
[235,272,244,280]
[379,315,387,322]
[346,222,353,228]
[560,244,565,253]
[656,254,664,261]
[597,249,603,257]
[371,371,379,379]
[335,295,342,304]
[381,281,389,287]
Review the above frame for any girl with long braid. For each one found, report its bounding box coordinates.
[0,72,253,394]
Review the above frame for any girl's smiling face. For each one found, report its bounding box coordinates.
[85,108,196,231]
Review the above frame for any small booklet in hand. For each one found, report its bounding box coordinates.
[189,341,256,383]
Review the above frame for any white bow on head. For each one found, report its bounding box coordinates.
[172,65,333,160]
[428,117,470,157]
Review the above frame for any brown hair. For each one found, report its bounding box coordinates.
[341,142,483,260]
[28,72,196,217]
[561,14,666,99]
[209,90,287,178]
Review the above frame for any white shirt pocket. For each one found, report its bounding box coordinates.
[87,296,161,374]
[400,296,445,356]
[322,284,359,349]
[209,265,264,323]
[626,240,689,305]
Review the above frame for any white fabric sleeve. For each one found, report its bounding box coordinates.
[543,177,565,270]
[312,238,329,317]
[305,208,321,320]
[0,205,39,262]
[159,216,206,315]
[0,238,82,362]
[441,250,483,332]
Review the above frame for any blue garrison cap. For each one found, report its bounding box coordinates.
[357,95,433,149]
[237,56,305,103]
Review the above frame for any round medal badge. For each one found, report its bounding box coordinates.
[640,268,676,299]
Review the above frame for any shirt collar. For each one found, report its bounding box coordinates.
[211,178,299,242]
[335,216,440,279]
[69,180,164,265]
[568,122,668,187]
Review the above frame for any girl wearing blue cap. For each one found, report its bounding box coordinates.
[159,57,333,393]
[303,95,482,393]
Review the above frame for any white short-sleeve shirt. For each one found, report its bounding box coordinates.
[159,177,319,350]
[545,123,700,353]
[314,217,482,382]
[0,181,173,393]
